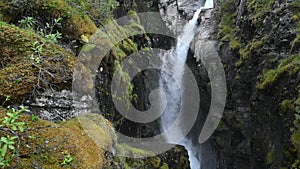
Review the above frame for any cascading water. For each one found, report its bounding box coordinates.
[159,0,213,169]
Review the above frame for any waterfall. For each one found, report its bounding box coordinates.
[159,0,213,169]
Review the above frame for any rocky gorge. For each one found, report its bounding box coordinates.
[0,0,299,168]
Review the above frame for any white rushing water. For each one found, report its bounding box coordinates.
[160,0,213,169]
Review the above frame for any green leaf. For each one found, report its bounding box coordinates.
[12,126,17,131]
[18,126,24,132]
[1,137,7,142]
[10,136,17,140]
[8,145,14,150]
[0,162,5,166]
[6,141,14,145]
[1,144,7,156]
[33,41,38,46]
[5,96,10,101]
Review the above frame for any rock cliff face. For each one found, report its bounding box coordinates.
[199,0,300,168]
[160,0,300,168]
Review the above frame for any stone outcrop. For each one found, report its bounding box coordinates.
[201,0,300,168]
[158,0,205,34]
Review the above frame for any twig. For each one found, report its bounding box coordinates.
[32,63,56,79]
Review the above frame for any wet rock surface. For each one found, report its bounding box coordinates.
[210,0,300,168]
[158,0,205,34]
[26,90,94,121]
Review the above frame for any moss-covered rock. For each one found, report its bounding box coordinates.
[217,0,300,168]
[0,109,116,168]
[0,21,74,102]
[0,0,97,39]
[104,144,188,169]
[257,54,300,89]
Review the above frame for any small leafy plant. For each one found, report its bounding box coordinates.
[39,17,62,43]
[1,96,10,107]
[18,17,35,29]
[61,152,73,166]
[0,135,17,166]
[1,106,29,132]
[31,115,38,122]
[44,31,62,43]
[18,16,63,44]
[30,41,44,64]
[0,105,29,167]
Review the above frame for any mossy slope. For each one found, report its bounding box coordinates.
[0,21,75,102]
[0,0,97,39]
[0,110,116,169]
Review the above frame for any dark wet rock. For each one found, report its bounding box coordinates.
[105,145,190,169]
[26,90,94,122]
[210,0,300,168]
[158,0,205,34]
[177,0,205,18]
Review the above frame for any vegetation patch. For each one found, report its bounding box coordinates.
[0,107,116,168]
[247,0,275,26]
[105,144,167,169]
[218,0,240,50]
[289,90,300,168]
[0,21,74,102]
[0,0,100,39]
[257,54,300,89]
[290,1,300,53]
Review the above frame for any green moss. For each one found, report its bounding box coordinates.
[0,21,74,102]
[107,144,164,169]
[247,0,275,26]
[82,16,148,115]
[0,111,115,168]
[159,163,169,169]
[219,0,276,67]
[124,161,132,169]
[289,0,300,53]
[281,100,295,112]
[240,37,268,59]
[127,10,137,17]
[65,0,119,24]
[115,144,155,158]
[149,156,161,168]
[218,12,236,42]
[235,37,268,67]
[257,54,300,89]
[218,0,240,49]
[65,13,97,39]
[81,43,96,52]
[230,37,241,50]
[289,0,300,13]
[0,0,97,39]
[266,150,275,164]
[142,47,151,52]
[291,21,300,52]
